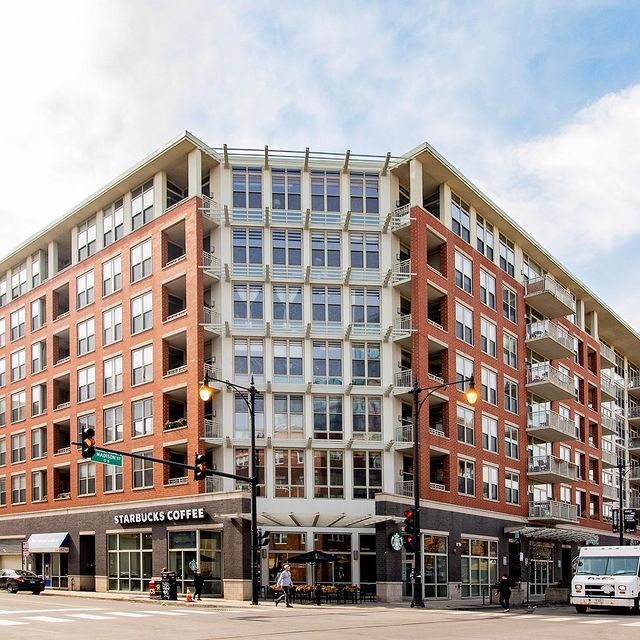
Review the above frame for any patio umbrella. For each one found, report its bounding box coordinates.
[285,550,339,564]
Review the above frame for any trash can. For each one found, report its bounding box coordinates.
[160,570,178,601]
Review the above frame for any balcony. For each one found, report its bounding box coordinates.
[602,484,618,502]
[200,195,221,225]
[526,409,579,442]
[524,275,575,319]
[630,467,640,485]
[391,204,411,237]
[526,362,573,401]
[395,480,414,497]
[628,406,640,425]
[527,455,578,483]
[202,251,221,280]
[601,409,617,436]
[525,320,574,360]
[629,376,640,401]
[601,448,618,468]
[393,369,413,394]
[629,437,640,454]
[528,500,578,524]
[392,314,413,345]
[394,423,413,449]
[600,374,617,403]
[203,307,222,336]
[600,343,616,370]
[204,476,223,493]
[631,497,640,509]
[392,259,413,297]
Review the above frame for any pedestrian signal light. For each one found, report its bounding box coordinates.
[258,529,271,548]
[194,453,207,480]
[81,428,96,459]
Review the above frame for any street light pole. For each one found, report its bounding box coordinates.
[410,375,477,609]
[618,461,624,546]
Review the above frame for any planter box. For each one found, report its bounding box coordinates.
[545,586,570,604]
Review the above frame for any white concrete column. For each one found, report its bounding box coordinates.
[122,191,132,235]
[48,241,59,276]
[154,171,166,216]
[263,168,272,215]
[301,167,311,213]
[188,149,202,198]
[409,159,423,208]
[25,255,34,292]
[70,226,79,265]
[95,210,105,252]
[440,183,452,228]
[592,309,599,340]
[341,169,351,214]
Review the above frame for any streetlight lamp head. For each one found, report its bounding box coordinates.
[199,372,214,402]
[465,376,478,405]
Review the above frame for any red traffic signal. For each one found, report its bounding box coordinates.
[403,508,416,552]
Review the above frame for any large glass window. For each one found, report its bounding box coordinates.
[352,396,381,440]
[31,426,47,459]
[233,284,263,324]
[313,450,344,498]
[76,271,94,309]
[10,349,25,382]
[351,288,380,325]
[234,393,264,439]
[273,394,304,439]
[481,367,498,405]
[131,239,152,282]
[31,297,46,331]
[78,461,96,496]
[502,286,517,323]
[482,415,498,452]
[78,365,96,401]
[272,169,301,210]
[352,451,382,499]
[234,447,265,496]
[102,305,122,346]
[233,167,262,209]
[10,390,25,422]
[104,463,123,493]
[424,535,448,599]
[480,317,496,357]
[104,355,123,394]
[11,262,27,298]
[77,318,95,355]
[31,340,47,374]
[232,228,263,265]
[350,172,379,213]
[272,285,302,326]
[460,538,498,597]
[457,405,475,445]
[11,473,26,504]
[274,448,305,498]
[458,459,475,496]
[451,193,470,242]
[312,287,342,324]
[311,231,341,267]
[499,234,515,277]
[131,291,153,334]
[482,465,498,500]
[455,251,472,293]
[104,405,123,443]
[311,171,340,212]
[313,395,343,440]
[351,343,381,386]
[77,217,97,261]
[132,451,154,488]
[102,255,122,297]
[350,233,380,269]
[272,230,302,266]
[455,303,473,344]
[131,345,153,385]
[132,397,153,437]
[233,338,264,383]
[476,215,494,260]
[31,383,46,416]
[11,432,26,463]
[103,199,124,246]
[107,532,152,592]
[312,341,342,385]
[168,530,223,597]
[273,340,303,383]
[10,308,25,342]
[131,181,154,230]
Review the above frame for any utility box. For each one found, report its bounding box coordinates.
[160,570,178,600]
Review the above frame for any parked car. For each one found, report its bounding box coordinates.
[0,570,45,594]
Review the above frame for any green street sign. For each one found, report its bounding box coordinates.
[92,450,123,467]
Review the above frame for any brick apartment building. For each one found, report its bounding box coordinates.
[0,132,637,601]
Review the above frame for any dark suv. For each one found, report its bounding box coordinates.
[0,570,45,594]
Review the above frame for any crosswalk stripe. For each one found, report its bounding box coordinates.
[23,616,71,623]
[185,610,218,615]
[68,613,114,620]
[621,622,640,627]
[578,620,611,624]
[0,620,25,626]
[110,612,152,618]
[144,610,187,616]
[539,617,574,621]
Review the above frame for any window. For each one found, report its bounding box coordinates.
[78,461,96,496]
[104,405,123,443]
[311,171,340,212]
[503,332,517,368]
[482,415,498,452]
[273,395,304,439]
[479,269,496,309]
[456,353,474,391]
[104,463,123,492]
[505,471,519,504]
[0,477,4,506]
[31,252,47,288]
[77,318,95,355]
[11,262,27,298]
[504,378,519,414]
[272,285,302,324]
[481,367,498,405]
[102,255,122,296]
[311,231,341,267]
[235,448,265,496]
[132,345,153,385]
[312,341,342,385]
[30,298,46,331]
[31,426,47,459]
[233,338,264,382]
[353,451,382,499]
[476,215,494,260]
[457,405,475,444]
[0,438,4,465]
[451,193,471,242]
[313,395,343,440]
[455,251,472,293]
[350,233,380,269]
[233,283,263,323]
[482,465,498,500]
[310,287,341,324]
[31,470,47,502]
[314,450,344,498]
[10,349,25,382]
[274,448,305,498]
[480,318,496,357]
[455,302,473,344]
[78,365,96,401]
[11,391,25,422]
[349,172,379,213]
[499,234,515,277]
[10,307,25,341]
[0,358,4,386]
[351,288,380,325]
[502,286,517,323]
[458,459,475,495]
[31,383,46,416]
[77,413,95,447]
[132,397,153,436]
[77,217,97,261]
[131,239,152,281]
[131,180,154,229]
[102,305,122,346]
[11,432,26,463]
[132,450,154,488]
[11,474,26,504]
[233,228,263,265]
[0,400,4,427]
[232,167,262,209]
[76,270,94,308]
[504,424,519,459]
[351,343,381,386]
[0,280,6,307]
[103,199,124,246]
[131,291,153,334]
[273,340,303,383]
[0,317,4,347]
[271,169,301,210]
[234,393,264,439]
[104,355,123,394]
[352,396,382,440]
[272,230,302,266]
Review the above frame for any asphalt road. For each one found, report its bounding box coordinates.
[0,592,638,639]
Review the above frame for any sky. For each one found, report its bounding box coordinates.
[1,0,640,328]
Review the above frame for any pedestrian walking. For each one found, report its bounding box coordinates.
[193,570,204,601]
[274,564,293,608]
[495,573,513,612]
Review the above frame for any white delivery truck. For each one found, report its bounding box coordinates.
[571,546,640,613]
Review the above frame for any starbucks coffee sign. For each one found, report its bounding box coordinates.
[114,507,206,525]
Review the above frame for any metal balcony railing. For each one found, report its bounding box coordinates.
[525,319,572,351]
[393,314,413,337]
[204,419,221,439]
[395,480,414,497]
[392,259,412,283]
[202,251,221,277]
[203,307,221,330]
[391,204,411,230]
[600,342,616,368]
[527,362,573,393]
[395,424,413,444]
[394,369,413,389]
[528,455,578,479]
[205,476,223,493]
[527,409,578,439]
[528,499,578,522]
[601,374,616,399]
[524,275,575,312]
[200,195,221,223]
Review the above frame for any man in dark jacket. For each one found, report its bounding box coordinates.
[193,570,205,601]
[495,574,512,612]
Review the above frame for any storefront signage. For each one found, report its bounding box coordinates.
[114,507,206,525]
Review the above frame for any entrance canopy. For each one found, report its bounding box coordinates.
[505,526,599,545]
[26,532,70,553]
[231,512,400,528]
[287,550,338,564]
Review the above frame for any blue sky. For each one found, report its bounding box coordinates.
[1,0,640,327]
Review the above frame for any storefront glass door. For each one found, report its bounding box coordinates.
[168,530,222,596]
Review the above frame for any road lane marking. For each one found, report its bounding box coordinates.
[143,610,187,615]
[577,620,611,624]
[110,612,152,618]
[68,613,114,620]
[23,615,73,623]
[621,622,640,626]
[539,617,574,621]
[0,608,103,615]
[0,620,25,626]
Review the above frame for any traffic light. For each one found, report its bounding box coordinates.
[258,529,270,549]
[81,428,96,459]
[403,508,415,552]
[194,453,207,480]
